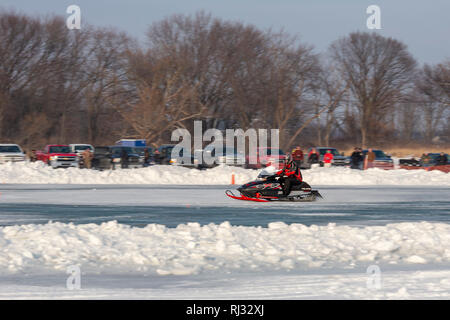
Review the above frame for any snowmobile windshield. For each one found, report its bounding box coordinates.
[0,145,21,153]
[258,166,278,178]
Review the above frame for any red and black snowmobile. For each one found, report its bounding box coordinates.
[226,173,322,202]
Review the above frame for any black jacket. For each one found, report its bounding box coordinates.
[120,151,129,162]
[351,151,363,164]
[308,153,319,164]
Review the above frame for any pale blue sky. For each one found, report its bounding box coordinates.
[1,0,449,64]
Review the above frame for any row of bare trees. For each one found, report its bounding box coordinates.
[0,10,449,151]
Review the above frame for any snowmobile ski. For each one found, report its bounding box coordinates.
[225,190,270,202]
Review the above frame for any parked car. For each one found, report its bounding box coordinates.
[399,153,450,173]
[91,146,114,170]
[0,144,26,164]
[192,148,214,169]
[217,146,246,167]
[69,144,94,168]
[362,149,394,169]
[35,145,78,169]
[156,144,175,165]
[115,139,150,166]
[194,145,246,168]
[428,153,449,166]
[69,144,94,155]
[246,147,286,169]
[399,158,421,167]
[422,153,450,172]
[157,144,197,168]
[109,146,144,169]
[306,147,350,167]
[134,146,156,166]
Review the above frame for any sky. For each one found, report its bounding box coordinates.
[1,0,449,65]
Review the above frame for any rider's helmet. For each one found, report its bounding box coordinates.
[284,154,293,169]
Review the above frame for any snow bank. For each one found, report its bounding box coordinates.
[0,161,449,185]
[1,221,449,275]
[304,166,450,186]
[0,161,257,185]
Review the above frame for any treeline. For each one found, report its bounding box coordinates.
[0,10,449,151]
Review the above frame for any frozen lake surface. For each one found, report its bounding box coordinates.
[0,184,449,227]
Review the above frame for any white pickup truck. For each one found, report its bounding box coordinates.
[0,144,26,164]
[69,144,94,157]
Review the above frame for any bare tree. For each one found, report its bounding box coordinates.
[397,101,420,142]
[0,11,90,147]
[145,12,233,129]
[313,61,349,146]
[257,35,321,150]
[421,60,450,105]
[415,61,450,143]
[115,60,207,147]
[330,32,417,147]
[82,27,133,145]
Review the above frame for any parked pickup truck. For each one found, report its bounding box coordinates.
[36,145,79,169]
[399,153,449,173]
[306,147,350,168]
[109,146,143,169]
[69,144,94,156]
[362,149,394,170]
[0,144,26,164]
[156,144,197,168]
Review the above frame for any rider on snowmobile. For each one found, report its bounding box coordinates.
[275,154,303,196]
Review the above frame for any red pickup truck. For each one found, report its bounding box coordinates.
[36,145,79,169]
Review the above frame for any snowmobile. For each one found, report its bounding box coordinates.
[226,172,323,202]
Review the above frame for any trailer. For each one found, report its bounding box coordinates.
[115,139,146,147]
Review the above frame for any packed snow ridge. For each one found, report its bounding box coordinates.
[0,162,449,185]
[0,221,449,276]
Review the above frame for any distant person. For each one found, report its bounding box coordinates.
[82,148,92,169]
[154,149,161,164]
[307,148,319,167]
[350,147,363,169]
[144,148,151,166]
[436,152,448,166]
[420,152,432,167]
[29,149,37,162]
[120,149,129,169]
[291,146,304,169]
[365,148,376,169]
[323,149,334,168]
